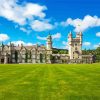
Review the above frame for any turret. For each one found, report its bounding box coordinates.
[68,31,73,59]
[79,32,82,45]
[68,31,72,45]
[9,42,14,57]
[46,35,52,50]
[76,32,82,45]
[1,42,4,51]
[46,34,52,63]
[0,42,3,51]
[76,32,80,38]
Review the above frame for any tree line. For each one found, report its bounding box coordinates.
[53,47,100,62]
[82,47,100,62]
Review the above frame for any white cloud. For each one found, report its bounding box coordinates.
[62,41,69,49]
[62,46,69,49]
[61,15,100,32]
[83,42,91,46]
[37,36,46,40]
[94,43,100,48]
[9,40,34,46]
[20,27,31,34]
[0,34,9,42]
[0,0,47,25]
[26,43,34,46]
[31,20,53,31]
[0,0,54,32]
[37,33,61,41]
[52,33,61,39]
[96,32,100,37]
[23,3,47,18]
[62,41,67,45]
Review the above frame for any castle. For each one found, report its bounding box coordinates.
[0,32,93,64]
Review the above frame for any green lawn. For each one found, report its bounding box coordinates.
[0,64,100,100]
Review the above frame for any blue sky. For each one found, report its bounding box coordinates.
[0,0,100,49]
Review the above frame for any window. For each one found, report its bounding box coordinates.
[32,55,35,58]
[12,59,15,62]
[12,54,15,58]
[75,44,77,46]
[22,54,25,58]
[32,51,35,54]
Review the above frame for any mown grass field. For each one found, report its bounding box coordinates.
[0,64,100,100]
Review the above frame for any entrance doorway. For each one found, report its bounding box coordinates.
[40,53,43,63]
[8,58,10,63]
[1,58,4,64]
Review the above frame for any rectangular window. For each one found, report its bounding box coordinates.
[12,54,15,58]
[22,55,25,58]
[32,55,35,58]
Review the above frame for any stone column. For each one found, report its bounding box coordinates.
[4,56,8,64]
[4,53,8,64]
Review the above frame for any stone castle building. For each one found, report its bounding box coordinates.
[0,32,93,64]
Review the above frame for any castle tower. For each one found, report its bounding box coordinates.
[46,35,52,52]
[46,34,52,63]
[68,31,72,59]
[68,32,82,60]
